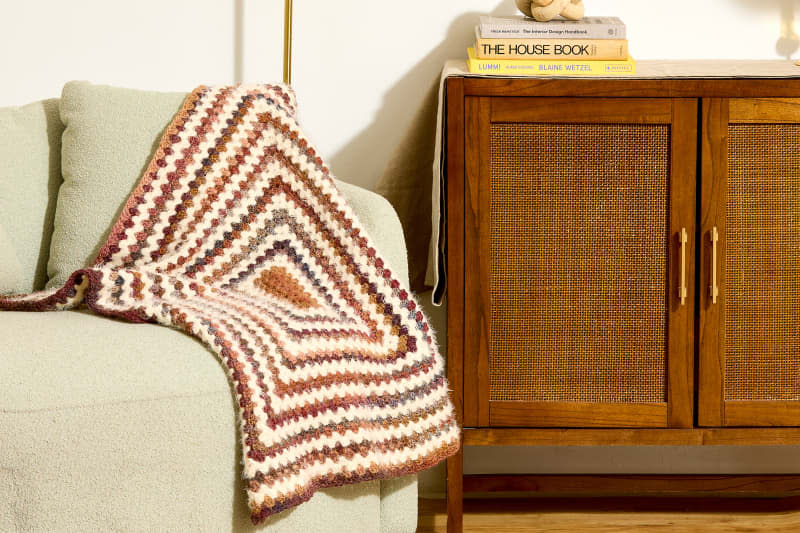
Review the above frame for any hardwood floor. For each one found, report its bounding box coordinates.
[417,497,800,532]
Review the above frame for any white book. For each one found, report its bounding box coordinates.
[479,15,626,39]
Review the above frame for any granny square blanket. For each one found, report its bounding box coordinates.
[0,85,459,522]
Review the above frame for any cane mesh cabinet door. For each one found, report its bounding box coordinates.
[462,97,697,429]
[700,98,800,427]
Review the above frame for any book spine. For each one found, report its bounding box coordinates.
[467,49,636,76]
[475,38,628,60]
[479,23,626,40]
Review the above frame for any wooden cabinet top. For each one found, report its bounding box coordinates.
[445,59,800,97]
[450,76,800,98]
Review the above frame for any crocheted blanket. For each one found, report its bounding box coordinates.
[0,85,459,522]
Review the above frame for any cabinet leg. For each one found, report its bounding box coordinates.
[446,446,463,533]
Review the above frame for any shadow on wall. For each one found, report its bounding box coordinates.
[329,1,516,291]
[735,0,800,58]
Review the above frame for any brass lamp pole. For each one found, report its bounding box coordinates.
[283,0,293,84]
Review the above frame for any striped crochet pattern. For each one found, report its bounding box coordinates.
[0,85,459,523]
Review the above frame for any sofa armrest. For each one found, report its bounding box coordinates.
[335,179,409,288]
[334,179,418,533]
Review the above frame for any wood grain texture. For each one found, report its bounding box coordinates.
[729,97,800,122]
[701,427,800,445]
[490,97,673,123]
[668,98,698,429]
[463,96,491,428]
[462,77,800,98]
[462,474,800,495]
[462,95,480,428]
[476,99,491,428]
[698,98,729,427]
[725,401,800,427]
[444,78,800,531]
[474,97,677,428]
[446,448,464,533]
[418,497,800,533]
[462,427,800,446]
[719,99,800,426]
[489,402,668,428]
[445,77,465,533]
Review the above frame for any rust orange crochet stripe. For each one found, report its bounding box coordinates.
[0,85,460,523]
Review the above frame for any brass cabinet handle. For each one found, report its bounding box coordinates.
[710,226,719,304]
[679,228,688,306]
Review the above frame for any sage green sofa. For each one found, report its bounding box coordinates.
[0,83,417,532]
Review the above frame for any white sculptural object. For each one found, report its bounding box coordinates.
[515,0,585,22]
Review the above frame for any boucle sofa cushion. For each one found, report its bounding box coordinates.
[47,81,409,288]
[0,224,24,294]
[0,98,63,292]
[0,309,385,532]
[47,81,187,288]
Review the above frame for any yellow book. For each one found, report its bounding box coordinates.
[475,27,629,60]
[466,47,636,76]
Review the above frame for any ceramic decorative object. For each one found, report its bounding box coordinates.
[515,0,585,22]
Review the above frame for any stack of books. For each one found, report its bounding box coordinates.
[468,15,635,76]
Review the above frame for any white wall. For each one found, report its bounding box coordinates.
[0,0,282,105]
[3,1,797,184]
[290,0,799,189]
[3,0,800,499]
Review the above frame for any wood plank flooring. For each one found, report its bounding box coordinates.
[418,497,800,532]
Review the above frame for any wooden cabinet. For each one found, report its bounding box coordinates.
[699,98,800,427]
[445,78,800,532]
[463,96,696,430]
